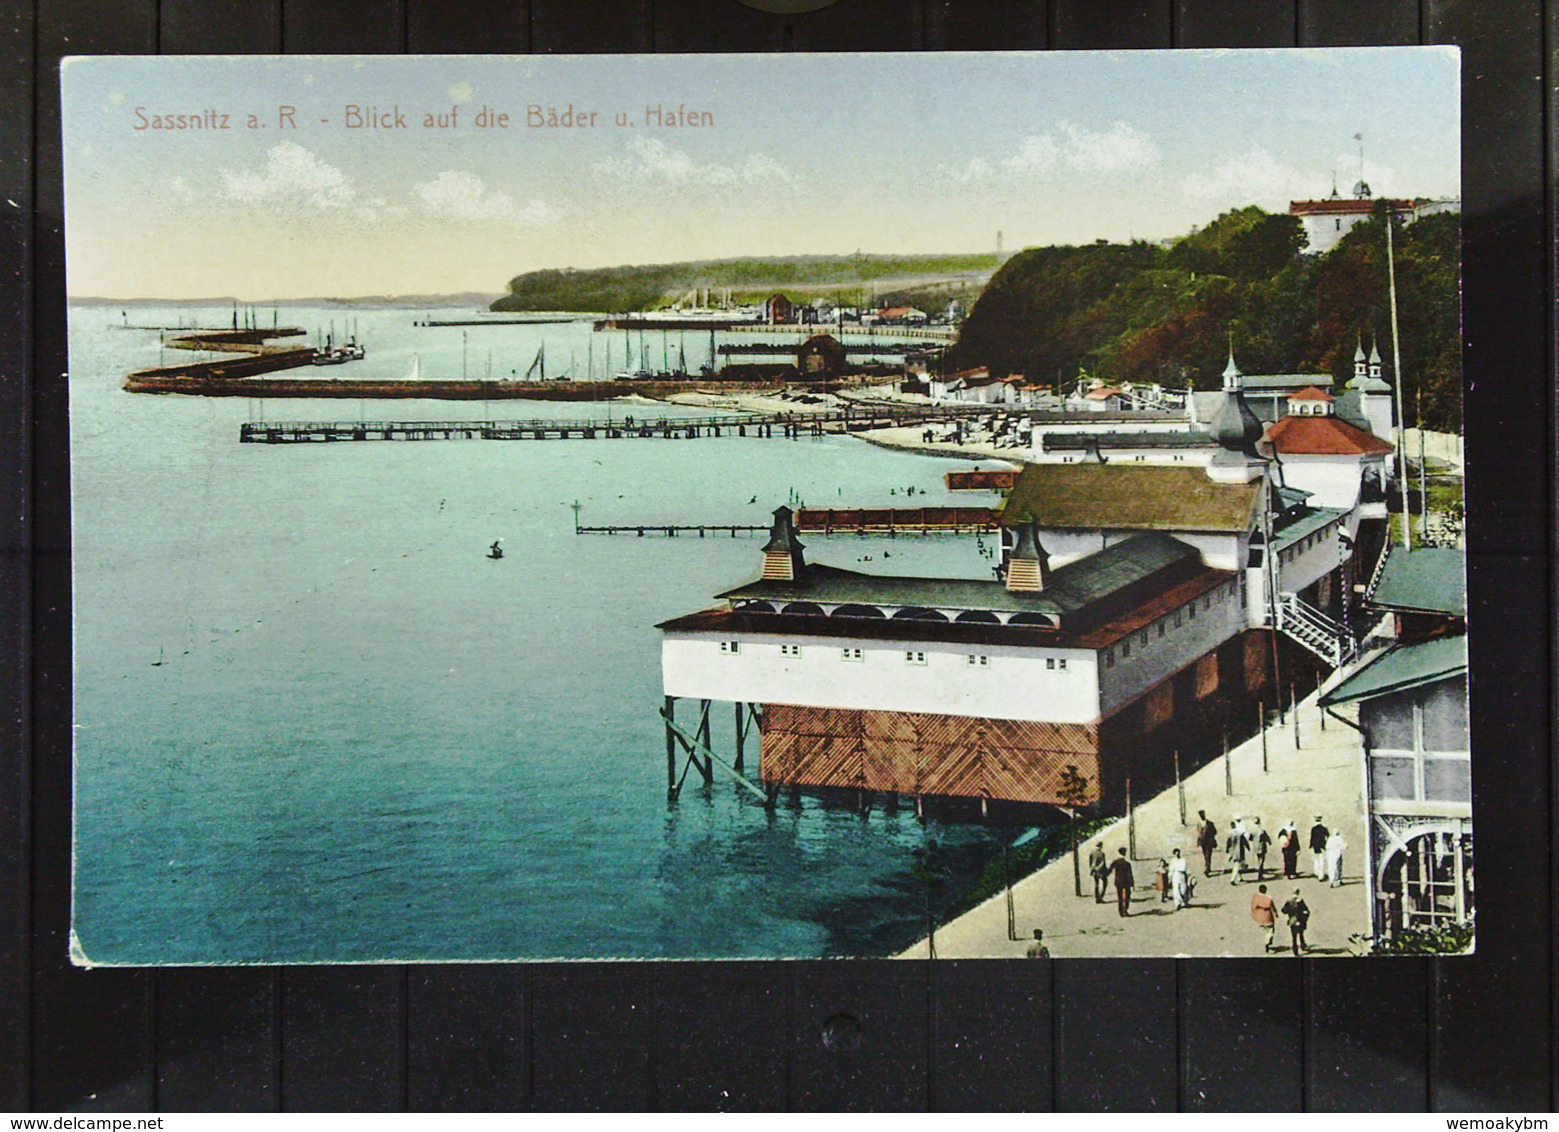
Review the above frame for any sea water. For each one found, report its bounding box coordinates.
[69,305,1025,963]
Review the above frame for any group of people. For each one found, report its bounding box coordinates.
[1087,843,1194,915]
[1194,811,1347,888]
[1249,884,1312,955]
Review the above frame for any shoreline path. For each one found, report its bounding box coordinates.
[897,688,1372,959]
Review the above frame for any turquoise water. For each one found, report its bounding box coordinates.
[69,305,1021,963]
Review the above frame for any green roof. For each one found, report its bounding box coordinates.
[1369,545,1466,616]
[1002,464,1261,533]
[718,531,1200,619]
[1320,634,1467,706]
[1271,507,1348,553]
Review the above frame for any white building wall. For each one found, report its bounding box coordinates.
[662,631,1101,724]
[1274,517,1350,595]
[1095,577,1245,715]
[1030,527,1247,573]
[1276,455,1366,510]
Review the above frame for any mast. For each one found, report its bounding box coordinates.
[1386,213,1410,550]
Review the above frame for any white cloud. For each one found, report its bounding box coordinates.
[592,137,794,187]
[937,156,995,182]
[1002,136,1059,173]
[222,142,357,210]
[1058,121,1158,173]
[1181,147,1312,202]
[412,170,555,226]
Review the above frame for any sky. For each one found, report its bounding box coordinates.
[61,49,1461,299]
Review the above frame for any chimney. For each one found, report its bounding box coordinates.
[761,505,806,581]
[1005,519,1049,592]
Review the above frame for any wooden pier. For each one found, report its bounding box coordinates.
[237,405,984,444]
[575,507,1000,538]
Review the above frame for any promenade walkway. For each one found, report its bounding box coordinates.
[898,689,1372,959]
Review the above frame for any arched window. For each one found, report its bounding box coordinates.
[780,601,825,616]
[1008,612,1053,627]
[740,601,776,613]
[954,610,1001,623]
[831,603,886,619]
[892,607,949,621]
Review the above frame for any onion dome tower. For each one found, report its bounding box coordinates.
[1207,346,1267,484]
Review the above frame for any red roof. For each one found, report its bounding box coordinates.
[1266,415,1393,456]
[1086,386,1125,400]
[1288,198,1415,216]
[1288,386,1335,402]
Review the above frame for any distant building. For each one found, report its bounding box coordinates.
[764,293,795,325]
[1289,187,1460,254]
[796,333,847,378]
[1320,544,1469,945]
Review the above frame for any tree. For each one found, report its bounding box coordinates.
[1057,764,1093,898]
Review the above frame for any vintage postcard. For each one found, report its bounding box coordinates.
[62,49,1467,963]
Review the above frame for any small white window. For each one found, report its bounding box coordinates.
[779,644,802,658]
[1188,603,1197,620]
[1045,657,1056,670]
[720,641,741,655]
[1157,622,1166,638]
[1057,658,1068,672]
[1139,631,1148,648]
[1104,648,1115,669]
[905,651,927,665]
[1121,640,1131,658]
[967,654,990,668]
[841,647,864,662]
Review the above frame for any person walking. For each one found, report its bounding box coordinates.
[1326,830,1347,888]
[1309,816,1329,879]
[1252,818,1272,881]
[1169,848,1191,909]
[1109,847,1135,918]
[1025,928,1050,959]
[1088,842,1109,903]
[1281,890,1310,955]
[1195,811,1218,876]
[1279,821,1300,879]
[1227,817,1250,884]
[1251,883,1278,952]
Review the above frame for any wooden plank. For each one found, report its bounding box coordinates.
[531,0,649,53]
[927,0,1048,50]
[281,0,406,53]
[0,0,33,1108]
[1177,0,1296,46]
[1051,0,1171,49]
[530,967,655,1110]
[1297,0,1419,45]
[281,969,406,1111]
[407,1,530,53]
[1307,961,1429,1110]
[1181,961,1303,1111]
[655,0,924,52]
[157,970,279,1111]
[1421,0,1551,1109]
[1054,963,1178,1110]
[791,964,929,1111]
[162,0,282,52]
[31,0,156,1111]
[407,967,528,1111]
[652,965,786,1110]
[931,960,1051,1111]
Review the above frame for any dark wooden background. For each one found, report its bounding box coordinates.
[1,0,1552,1112]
